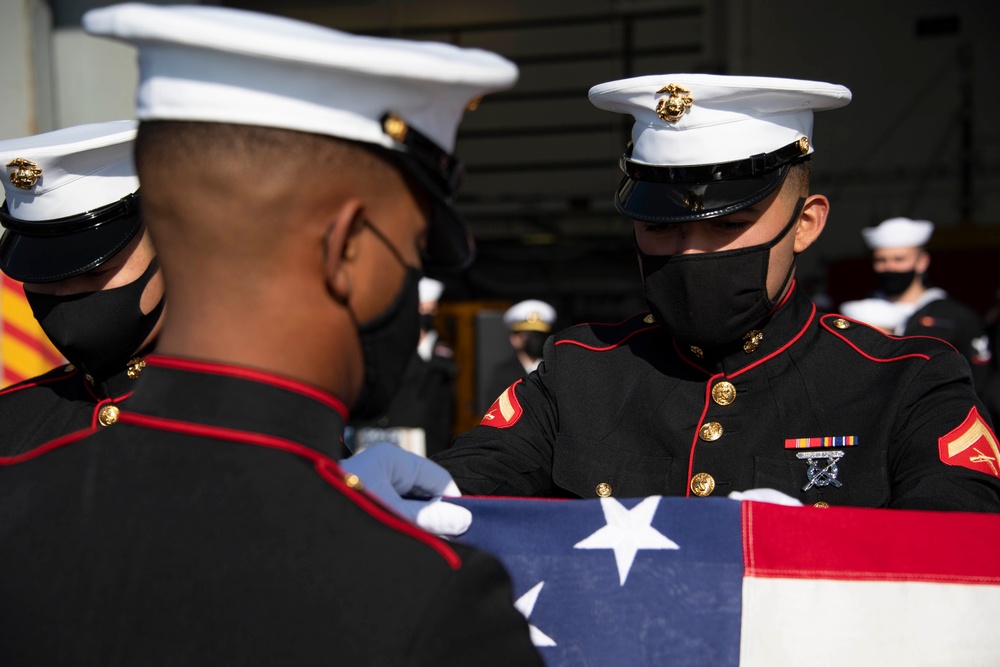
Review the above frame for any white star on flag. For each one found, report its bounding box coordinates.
[514,581,556,647]
[573,496,679,585]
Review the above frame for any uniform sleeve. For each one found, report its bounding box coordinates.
[890,349,1000,512]
[433,338,561,496]
[402,549,544,667]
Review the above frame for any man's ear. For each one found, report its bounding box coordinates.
[793,194,829,254]
[916,250,931,274]
[323,199,366,303]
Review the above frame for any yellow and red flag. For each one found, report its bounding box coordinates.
[0,274,63,388]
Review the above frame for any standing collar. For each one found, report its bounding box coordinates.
[671,282,817,377]
[83,352,151,400]
[119,354,348,459]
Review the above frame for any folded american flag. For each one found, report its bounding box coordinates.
[453,496,1000,666]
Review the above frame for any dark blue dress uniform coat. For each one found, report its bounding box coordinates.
[436,284,1000,512]
[0,357,146,456]
[0,355,542,666]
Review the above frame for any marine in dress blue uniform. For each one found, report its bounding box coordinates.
[0,122,164,455]
[0,5,541,664]
[435,74,1000,512]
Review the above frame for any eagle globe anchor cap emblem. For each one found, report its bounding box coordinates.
[655,83,693,123]
[6,158,42,190]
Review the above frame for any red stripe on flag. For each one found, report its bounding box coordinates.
[4,322,64,366]
[743,501,1000,584]
[2,368,28,386]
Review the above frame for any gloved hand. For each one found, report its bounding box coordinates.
[728,488,804,506]
[339,443,472,537]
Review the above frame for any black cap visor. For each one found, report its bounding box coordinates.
[0,193,142,283]
[616,139,809,223]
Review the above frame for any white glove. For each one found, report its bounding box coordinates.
[728,488,804,506]
[339,443,472,537]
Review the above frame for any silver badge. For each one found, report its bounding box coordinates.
[797,450,845,491]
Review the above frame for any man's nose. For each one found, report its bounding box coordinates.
[674,224,711,255]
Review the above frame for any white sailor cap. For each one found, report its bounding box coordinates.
[588,74,852,223]
[840,298,909,332]
[861,217,935,250]
[0,120,141,283]
[503,300,557,333]
[419,277,445,303]
[82,3,519,271]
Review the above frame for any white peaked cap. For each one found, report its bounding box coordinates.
[588,74,851,167]
[862,217,935,250]
[840,298,910,331]
[82,4,518,155]
[419,277,445,303]
[0,121,138,222]
[504,300,557,332]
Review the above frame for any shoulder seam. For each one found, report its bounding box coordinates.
[0,367,78,397]
[116,411,464,570]
[821,315,931,363]
[556,319,659,352]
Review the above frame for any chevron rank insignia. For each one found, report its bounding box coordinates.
[939,406,1000,478]
[481,381,524,429]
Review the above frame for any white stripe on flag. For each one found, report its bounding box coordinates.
[740,577,1000,666]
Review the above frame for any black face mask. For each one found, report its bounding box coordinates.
[24,257,164,380]
[876,270,917,297]
[523,331,547,361]
[349,221,422,421]
[637,198,804,349]
[419,313,436,334]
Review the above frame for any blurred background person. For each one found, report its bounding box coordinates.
[348,277,458,457]
[839,298,910,335]
[862,216,993,389]
[482,299,556,407]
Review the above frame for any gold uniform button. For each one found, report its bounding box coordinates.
[85,374,95,385]
[813,501,830,508]
[699,422,723,442]
[690,473,715,497]
[832,318,851,330]
[711,381,736,406]
[689,345,704,358]
[98,404,120,427]
[643,314,655,324]
[344,473,364,490]
[64,364,75,373]
[596,482,612,498]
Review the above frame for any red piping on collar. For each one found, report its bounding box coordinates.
[770,278,796,313]
[0,366,77,397]
[821,316,931,363]
[146,355,349,420]
[728,302,817,379]
[119,410,462,570]
[670,300,817,379]
[555,325,659,352]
